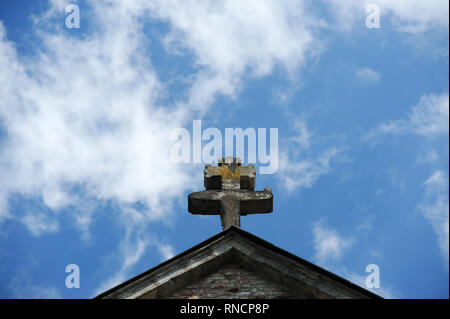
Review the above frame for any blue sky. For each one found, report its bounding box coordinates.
[0,0,448,299]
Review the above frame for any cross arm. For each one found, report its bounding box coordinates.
[188,188,273,216]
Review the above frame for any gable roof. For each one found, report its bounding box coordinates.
[96,226,381,299]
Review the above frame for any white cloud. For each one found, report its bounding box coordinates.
[291,119,313,150]
[0,0,323,226]
[0,14,192,222]
[363,92,449,269]
[278,148,339,193]
[8,268,63,299]
[277,118,340,193]
[364,92,449,141]
[21,213,59,237]
[310,222,398,298]
[409,93,449,136]
[144,0,322,112]
[73,200,97,243]
[309,218,397,298]
[344,271,396,299]
[420,171,449,268]
[94,209,151,295]
[312,221,354,264]
[325,0,449,34]
[94,228,176,295]
[157,243,175,261]
[424,170,446,186]
[0,2,328,293]
[0,1,327,294]
[355,67,381,84]
[416,149,439,165]
[356,214,374,233]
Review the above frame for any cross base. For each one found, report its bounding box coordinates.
[188,189,273,230]
[220,195,241,229]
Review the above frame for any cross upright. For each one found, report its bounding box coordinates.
[188,157,273,230]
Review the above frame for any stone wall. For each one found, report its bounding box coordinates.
[170,263,296,299]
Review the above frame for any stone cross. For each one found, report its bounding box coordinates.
[188,157,273,230]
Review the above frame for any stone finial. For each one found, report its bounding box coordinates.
[189,158,273,230]
[204,157,255,191]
